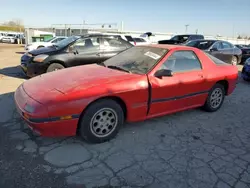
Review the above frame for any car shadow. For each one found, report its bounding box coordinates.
[0,66,28,79]
[15,52,25,55]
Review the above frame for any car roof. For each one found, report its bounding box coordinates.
[187,39,218,42]
[175,34,204,36]
[79,34,122,38]
[55,36,67,38]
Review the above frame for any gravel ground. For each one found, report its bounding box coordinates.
[0,44,250,188]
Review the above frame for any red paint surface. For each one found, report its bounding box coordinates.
[14,45,238,137]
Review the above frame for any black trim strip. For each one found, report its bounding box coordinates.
[146,76,152,115]
[27,114,80,123]
[152,90,209,103]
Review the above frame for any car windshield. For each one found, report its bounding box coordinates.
[54,36,79,48]
[44,37,56,42]
[7,34,15,37]
[186,40,215,50]
[103,46,168,74]
[170,35,189,42]
[236,44,249,49]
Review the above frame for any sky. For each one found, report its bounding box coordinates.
[1,0,250,37]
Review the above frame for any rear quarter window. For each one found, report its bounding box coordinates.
[205,52,228,65]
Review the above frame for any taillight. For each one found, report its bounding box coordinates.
[134,41,136,45]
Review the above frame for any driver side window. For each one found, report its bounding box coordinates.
[212,42,222,50]
[71,37,101,53]
[159,50,202,73]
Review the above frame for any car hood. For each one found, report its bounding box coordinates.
[22,64,140,104]
[29,46,58,56]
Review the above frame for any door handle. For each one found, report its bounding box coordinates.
[198,73,204,78]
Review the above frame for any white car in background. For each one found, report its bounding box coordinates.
[2,33,18,43]
[25,36,67,51]
[0,32,7,41]
[133,37,151,45]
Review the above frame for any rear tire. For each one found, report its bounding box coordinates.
[79,99,124,143]
[202,83,225,112]
[46,63,65,73]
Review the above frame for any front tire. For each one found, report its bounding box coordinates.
[46,63,65,73]
[231,56,238,65]
[202,83,225,112]
[79,99,124,143]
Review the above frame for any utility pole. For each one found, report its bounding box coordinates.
[185,24,189,33]
[195,29,198,34]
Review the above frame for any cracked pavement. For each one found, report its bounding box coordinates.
[0,44,250,188]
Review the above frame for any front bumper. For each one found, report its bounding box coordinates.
[2,39,15,43]
[20,54,48,77]
[14,85,78,137]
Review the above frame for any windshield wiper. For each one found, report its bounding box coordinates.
[107,65,131,73]
[98,62,106,67]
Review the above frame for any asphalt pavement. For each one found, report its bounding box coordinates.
[0,44,250,188]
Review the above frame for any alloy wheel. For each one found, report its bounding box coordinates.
[210,88,223,109]
[90,108,118,138]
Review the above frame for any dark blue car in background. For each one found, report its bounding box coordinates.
[242,57,250,81]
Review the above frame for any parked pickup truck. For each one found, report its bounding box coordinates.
[158,34,204,45]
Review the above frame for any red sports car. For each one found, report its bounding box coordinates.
[14,45,238,143]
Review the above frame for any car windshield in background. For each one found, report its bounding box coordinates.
[134,38,146,42]
[55,36,79,48]
[186,40,215,50]
[204,52,227,65]
[7,34,16,37]
[44,37,56,42]
[170,35,189,42]
[103,46,168,74]
[125,35,134,42]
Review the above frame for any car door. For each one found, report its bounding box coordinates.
[209,41,225,61]
[69,36,102,67]
[219,41,235,63]
[100,36,131,62]
[170,50,208,107]
[148,50,206,116]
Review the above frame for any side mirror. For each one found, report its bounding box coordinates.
[210,47,218,52]
[154,69,173,78]
[68,46,74,52]
[68,46,78,54]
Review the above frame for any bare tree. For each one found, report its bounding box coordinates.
[4,19,24,27]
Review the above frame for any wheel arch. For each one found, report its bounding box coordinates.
[48,60,67,68]
[216,80,229,95]
[76,96,128,133]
